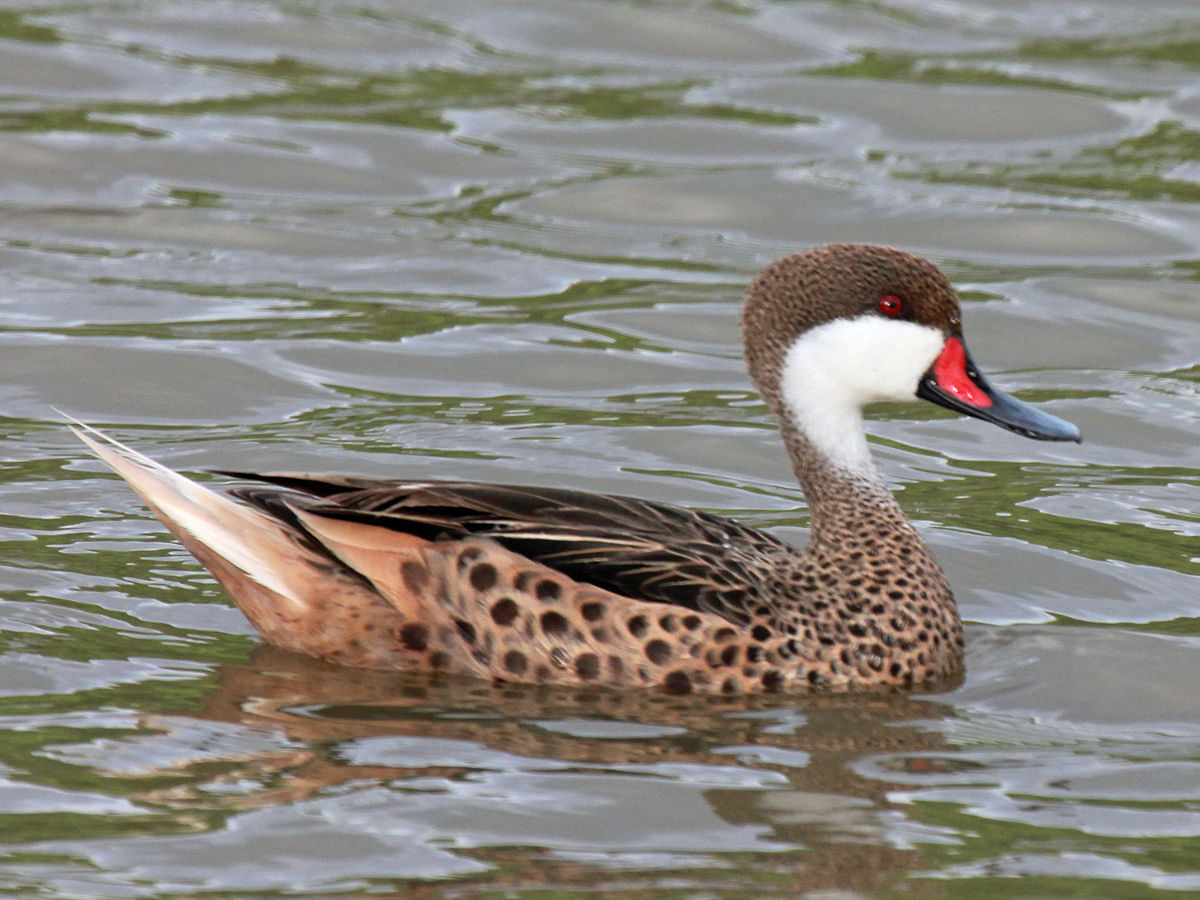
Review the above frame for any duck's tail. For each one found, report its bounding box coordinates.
[70,421,419,669]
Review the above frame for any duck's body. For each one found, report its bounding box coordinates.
[75,244,1079,693]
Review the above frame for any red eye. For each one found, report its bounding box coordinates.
[878,294,903,317]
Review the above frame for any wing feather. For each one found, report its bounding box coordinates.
[226,476,797,625]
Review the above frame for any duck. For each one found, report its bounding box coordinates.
[73,243,1080,694]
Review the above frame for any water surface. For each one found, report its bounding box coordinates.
[1,1,1199,897]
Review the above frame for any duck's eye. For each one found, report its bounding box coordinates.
[878,294,904,317]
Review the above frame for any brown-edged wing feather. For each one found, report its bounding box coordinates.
[220,474,797,627]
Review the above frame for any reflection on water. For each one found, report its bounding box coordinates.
[1,0,1198,897]
[28,646,962,896]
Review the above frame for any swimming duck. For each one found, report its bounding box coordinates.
[74,243,1080,693]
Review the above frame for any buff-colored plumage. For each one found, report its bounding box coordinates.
[75,244,1080,692]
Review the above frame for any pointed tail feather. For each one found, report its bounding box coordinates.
[70,421,306,609]
[70,420,423,669]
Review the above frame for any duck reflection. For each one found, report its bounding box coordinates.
[117,645,963,896]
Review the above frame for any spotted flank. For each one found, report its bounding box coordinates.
[73,243,1080,693]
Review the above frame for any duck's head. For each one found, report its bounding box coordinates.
[743,243,1080,473]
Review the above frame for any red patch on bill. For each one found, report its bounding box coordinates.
[932,338,992,407]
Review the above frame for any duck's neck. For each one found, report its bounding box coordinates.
[777,411,963,685]
[776,414,911,542]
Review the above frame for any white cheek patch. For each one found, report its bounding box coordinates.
[780,316,944,474]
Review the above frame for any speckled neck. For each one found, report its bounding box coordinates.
[774,411,907,542]
[775,406,962,685]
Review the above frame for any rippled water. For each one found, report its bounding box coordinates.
[1,1,1199,897]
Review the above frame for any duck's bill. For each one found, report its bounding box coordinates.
[916,337,1081,442]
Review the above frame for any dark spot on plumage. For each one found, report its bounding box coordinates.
[429,650,450,670]
[490,597,519,626]
[746,645,764,663]
[469,562,497,593]
[664,670,692,694]
[761,670,783,691]
[682,615,701,631]
[581,601,605,621]
[627,615,648,638]
[608,655,624,677]
[645,639,671,665]
[541,611,569,637]
[575,653,601,680]
[400,623,428,652]
[400,561,429,595]
[536,579,561,604]
[719,645,738,667]
[751,624,771,641]
[503,650,527,674]
[721,677,738,694]
[659,614,677,632]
